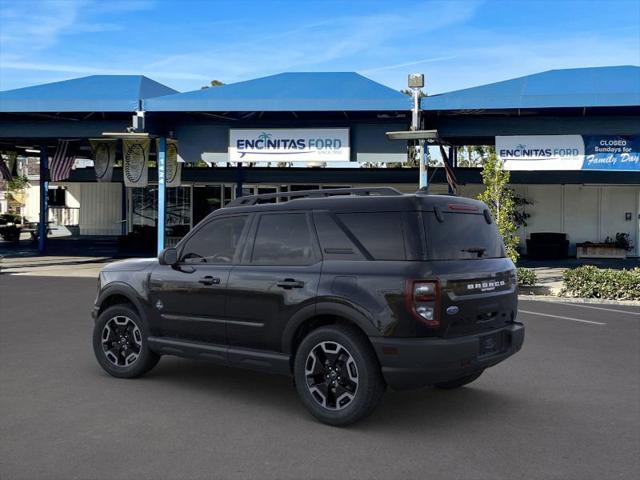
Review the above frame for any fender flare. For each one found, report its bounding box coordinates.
[281,300,378,354]
[96,282,149,323]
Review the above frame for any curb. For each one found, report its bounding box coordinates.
[518,294,640,307]
[518,285,559,296]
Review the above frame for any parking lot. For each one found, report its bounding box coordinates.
[1,274,638,480]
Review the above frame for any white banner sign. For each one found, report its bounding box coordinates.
[497,135,585,170]
[90,139,116,182]
[123,138,150,187]
[229,128,350,163]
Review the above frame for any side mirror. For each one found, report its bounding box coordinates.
[158,247,178,266]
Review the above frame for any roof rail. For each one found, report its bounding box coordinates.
[225,187,402,207]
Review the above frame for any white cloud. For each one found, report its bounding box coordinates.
[0,60,209,81]
[0,0,153,56]
[134,1,484,90]
[361,56,459,74]
[1,0,637,95]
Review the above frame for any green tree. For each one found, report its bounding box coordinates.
[4,175,30,215]
[201,79,225,89]
[477,152,519,263]
[457,145,495,167]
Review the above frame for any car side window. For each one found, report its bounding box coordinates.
[180,215,247,264]
[251,213,316,265]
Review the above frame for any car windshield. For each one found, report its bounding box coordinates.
[423,211,505,260]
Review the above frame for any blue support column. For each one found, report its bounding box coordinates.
[419,140,428,190]
[157,137,166,255]
[38,145,48,254]
[121,182,127,236]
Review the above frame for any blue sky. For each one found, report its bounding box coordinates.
[0,0,638,94]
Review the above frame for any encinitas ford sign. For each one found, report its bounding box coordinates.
[497,135,585,170]
[497,135,640,171]
[229,128,350,162]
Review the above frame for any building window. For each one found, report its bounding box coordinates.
[48,187,66,207]
[130,186,192,243]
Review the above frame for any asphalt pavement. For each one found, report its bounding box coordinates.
[0,275,638,480]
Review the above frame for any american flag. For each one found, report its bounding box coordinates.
[439,145,458,195]
[49,140,78,182]
[0,157,12,181]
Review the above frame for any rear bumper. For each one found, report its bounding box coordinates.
[370,323,524,390]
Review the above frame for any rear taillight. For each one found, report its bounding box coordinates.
[406,280,440,328]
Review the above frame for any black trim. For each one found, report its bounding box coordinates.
[147,336,291,375]
[370,323,524,390]
[160,314,264,328]
[148,336,226,362]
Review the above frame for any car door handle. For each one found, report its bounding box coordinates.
[198,276,221,286]
[276,278,305,289]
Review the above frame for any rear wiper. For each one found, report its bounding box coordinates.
[461,247,487,258]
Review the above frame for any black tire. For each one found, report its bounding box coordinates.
[93,304,160,378]
[434,370,483,390]
[294,324,385,426]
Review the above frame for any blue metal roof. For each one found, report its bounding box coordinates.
[0,75,178,113]
[145,72,411,112]
[422,66,640,111]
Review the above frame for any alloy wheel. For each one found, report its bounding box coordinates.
[101,316,143,367]
[304,341,359,410]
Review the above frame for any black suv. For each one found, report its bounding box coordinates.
[92,187,524,426]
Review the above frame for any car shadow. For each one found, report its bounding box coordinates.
[137,357,524,430]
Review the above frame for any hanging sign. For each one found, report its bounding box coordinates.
[496,135,585,170]
[122,138,149,187]
[497,135,640,171]
[229,128,350,162]
[90,139,116,182]
[156,138,181,187]
[582,136,640,171]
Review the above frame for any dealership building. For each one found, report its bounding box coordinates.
[0,65,639,257]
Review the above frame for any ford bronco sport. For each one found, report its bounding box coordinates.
[92,187,524,426]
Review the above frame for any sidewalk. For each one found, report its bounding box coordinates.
[0,255,114,277]
[517,257,640,296]
[520,266,564,295]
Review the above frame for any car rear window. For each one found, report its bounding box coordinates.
[423,212,505,260]
[337,212,406,260]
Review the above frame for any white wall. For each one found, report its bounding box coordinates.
[78,182,122,235]
[23,182,40,222]
[599,187,639,253]
[461,183,639,257]
[562,185,599,251]
[64,184,81,208]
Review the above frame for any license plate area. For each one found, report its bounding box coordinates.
[479,332,507,357]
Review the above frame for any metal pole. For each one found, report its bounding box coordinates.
[447,146,454,195]
[411,89,419,132]
[38,145,48,254]
[157,137,166,255]
[235,162,243,198]
[411,88,428,190]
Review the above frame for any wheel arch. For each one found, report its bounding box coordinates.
[282,302,381,370]
[97,283,148,322]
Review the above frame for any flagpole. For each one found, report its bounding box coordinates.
[38,144,48,254]
[408,73,426,190]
